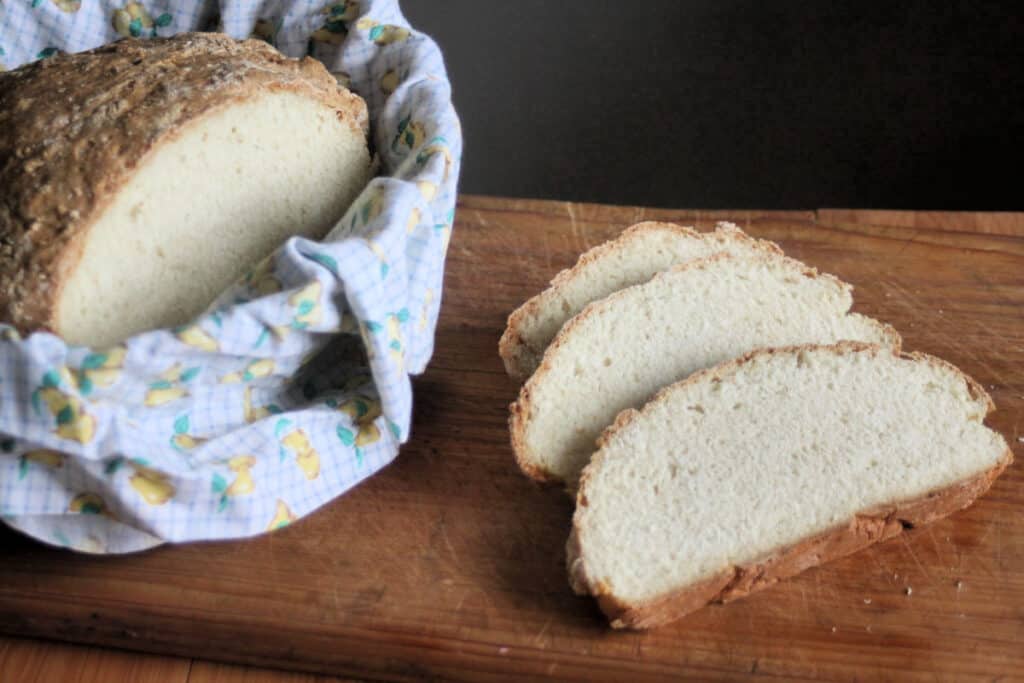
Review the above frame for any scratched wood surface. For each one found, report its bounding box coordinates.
[0,636,358,682]
[0,197,1020,682]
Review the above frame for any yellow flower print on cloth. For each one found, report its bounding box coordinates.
[287,281,324,330]
[406,207,421,234]
[355,17,410,45]
[112,3,172,38]
[221,359,275,384]
[416,136,455,183]
[311,2,359,45]
[267,499,297,531]
[128,460,175,505]
[51,0,81,13]
[242,257,283,298]
[170,413,205,452]
[243,386,283,423]
[31,367,96,444]
[349,186,385,230]
[17,449,64,479]
[333,395,382,467]
[392,115,426,154]
[68,492,115,519]
[252,280,325,346]
[380,69,401,95]
[419,288,434,331]
[76,346,127,396]
[145,363,201,407]
[416,180,437,201]
[274,419,320,480]
[433,207,455,252]
[211,455,257,511]
[175,323,219,353]
[362,309,409,372]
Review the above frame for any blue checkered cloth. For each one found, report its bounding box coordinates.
[0,0,460,553]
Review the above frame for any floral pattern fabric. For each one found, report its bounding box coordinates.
[0,0,460,553]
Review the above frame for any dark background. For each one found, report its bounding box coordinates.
[402,1,1023,210]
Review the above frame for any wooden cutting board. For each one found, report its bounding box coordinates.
[0,196,1021,682]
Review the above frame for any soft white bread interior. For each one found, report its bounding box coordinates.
[0,34,372,347]
[58,91,371,346]
[567,342,1011,629]
[509,253,900,485]
[499,222,782,381]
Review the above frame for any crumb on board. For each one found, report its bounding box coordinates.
[905,587,913,596]
[1017,436,1024,444]
[955,580,964,591]
[864,598,872,604]
[831,626,837,633]
[498,647,509,655]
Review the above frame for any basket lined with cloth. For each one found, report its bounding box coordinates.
[0,0,461,553]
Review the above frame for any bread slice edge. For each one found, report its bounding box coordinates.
[568,341,1012,629]
[498,221,783,381]
[509,255,901,485]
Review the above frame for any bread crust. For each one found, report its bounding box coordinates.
[508,255,902,485]
[0,33,369,335]
[568,341,1013,629]
[498,221,784,381]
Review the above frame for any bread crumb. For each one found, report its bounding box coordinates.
[831,626,837,633]
[955,580,964,591]
[904,587,913,596]
[866,625,873,633]
[893,572,899,580]
[1017,436,1024,444]
[498,647,509,655]
[863,598,872,604]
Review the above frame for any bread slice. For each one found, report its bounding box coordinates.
[499,221,782,381]
[509,252,900,485]
[0,34,372,347]
[568,342,1012,629]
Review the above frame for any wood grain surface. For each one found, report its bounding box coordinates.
[0,636,358,682]
[0,197,1020,682]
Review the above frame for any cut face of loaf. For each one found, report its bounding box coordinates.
[568,343,1012,629]
[499,222,782,381]
[56,90,371,347]
[509,252,900,486]
[0,34,372,347]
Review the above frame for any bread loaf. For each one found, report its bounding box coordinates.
[499,221,782,381]
[567,342,1012,629]
[0,33,372,347]
[510,252,900,486]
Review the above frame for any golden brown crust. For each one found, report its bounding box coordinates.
[0,33,368,335]
[498,221,785,381]
[569,342,1012,629]
[509,254,899,485]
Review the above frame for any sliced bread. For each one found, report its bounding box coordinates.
[509,252,900,486]
[0,34,372,347]
[567,342,1012,629]
[499,221,782,381]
